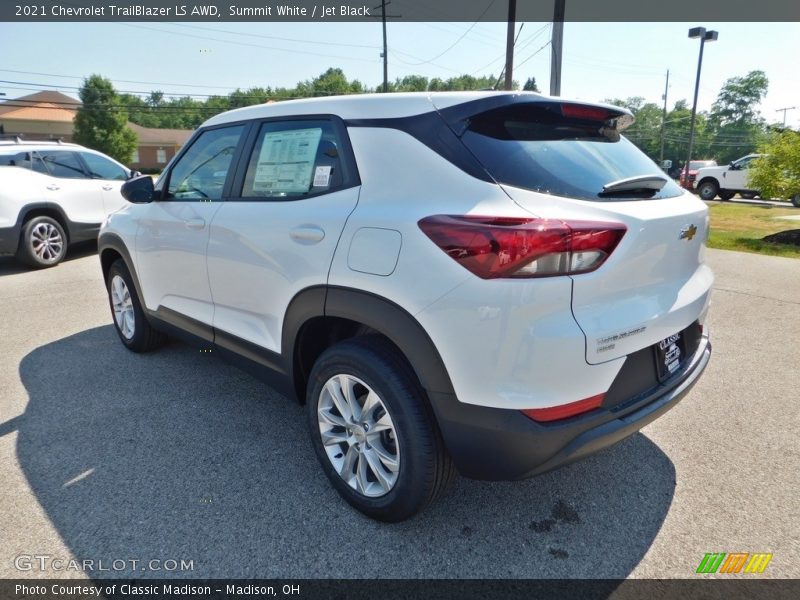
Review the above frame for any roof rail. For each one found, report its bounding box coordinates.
[0,134,25,143]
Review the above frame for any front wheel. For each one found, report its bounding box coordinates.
[306,336,455,522]
[106,259,167,352]
[697,180,719,201]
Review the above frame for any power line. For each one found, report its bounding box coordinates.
[118,23,380,64]
[0,68,245,90]
[167,22,381,49]
[392,0,498,66]
[469,23,550,76]
[515,40,552,70]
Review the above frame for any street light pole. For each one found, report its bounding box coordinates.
[685,27,718,182]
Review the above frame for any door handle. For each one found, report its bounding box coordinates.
[290,226,325,244]
[46,184,60,191]
[184,218,206,230]
[102,185,114,191]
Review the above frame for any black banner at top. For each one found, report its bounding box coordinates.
[3,0,800,22]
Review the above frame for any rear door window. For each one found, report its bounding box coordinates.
[239,119,351,200]
[39,150,87,179]
[459,104,683,201]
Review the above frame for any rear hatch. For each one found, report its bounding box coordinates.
[435,95,713,364]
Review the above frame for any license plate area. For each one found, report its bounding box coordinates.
[654,331,685,382]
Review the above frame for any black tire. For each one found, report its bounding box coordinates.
[740,192,756,200]
[718,190,735,201]
[17,215,67,268]
[106,259,167,353]
[697,179,719,201]
[306,335,455,522]
[792,194,800,208]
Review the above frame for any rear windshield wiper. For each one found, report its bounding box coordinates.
[600,174,668,195]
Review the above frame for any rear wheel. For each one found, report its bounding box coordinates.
[739,192,756,199]
[106,259,167,352]
[18,216,66,268]
[718,190,735,201]
[697,180,719,201]
[306,336,455,522]
[792,194,800,208]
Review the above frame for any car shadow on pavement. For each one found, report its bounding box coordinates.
[15,326,677,579]
[0,241,98,276]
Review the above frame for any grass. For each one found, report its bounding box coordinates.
[706,202,800,258]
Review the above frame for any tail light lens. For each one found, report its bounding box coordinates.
[418,215,626,279]
[521,394,605,422]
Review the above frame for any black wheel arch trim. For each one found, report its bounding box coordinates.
[95,244,458,407]
[282,285,457,402]
[1,202,98,254]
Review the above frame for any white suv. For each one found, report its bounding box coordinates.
[99,92,712,521]
[0,139,133,267]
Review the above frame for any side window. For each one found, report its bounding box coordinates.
[39,151,87,179]
[166,126,244,201]
[80,152,127,181]
[240,120,348,200]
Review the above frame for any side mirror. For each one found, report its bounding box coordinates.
[729,162,737,170]
[121,174,155,204]
[128,170,142,179]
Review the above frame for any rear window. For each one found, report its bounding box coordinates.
[460,104,683,201]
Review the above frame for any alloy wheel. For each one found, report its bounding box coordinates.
[317,374,400,497]
[30,222,64,263]
[110,275,135,340]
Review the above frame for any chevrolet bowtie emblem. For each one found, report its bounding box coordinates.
[680,224,698,241]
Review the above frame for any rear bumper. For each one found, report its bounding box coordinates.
[430,335,711,481]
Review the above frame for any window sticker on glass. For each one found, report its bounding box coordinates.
[313,165,332,188]
[253,128,323,194]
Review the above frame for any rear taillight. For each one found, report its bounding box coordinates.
[418,215,626,279]
[521,394,605,422]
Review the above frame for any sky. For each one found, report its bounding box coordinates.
[1,21,799,127]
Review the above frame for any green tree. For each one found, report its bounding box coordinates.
[523,77,539,92]
[604,97,668,162]
[710,70,769,127]
[298,68,364,97]
[749,130,800,203]
[73,75,138,163]
[707,70,769,164]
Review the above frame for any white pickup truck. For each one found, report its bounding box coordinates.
[693,154,764,201]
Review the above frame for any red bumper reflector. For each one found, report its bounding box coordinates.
[521,394,605,422]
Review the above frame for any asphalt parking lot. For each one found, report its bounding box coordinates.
[0,245,798,579]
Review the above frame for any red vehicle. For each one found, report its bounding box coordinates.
[679,160,717,190]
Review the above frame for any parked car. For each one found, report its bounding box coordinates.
[694,154,764,201]
[0,139,136,267]
[99,92,712,521]
[679,159,717,190]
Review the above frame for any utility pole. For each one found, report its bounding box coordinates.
[550,0,565,96]
[776,106,796,127]
[503,0,516,90]
[371,1,400,93]
[659,69,670,165]
[381,0,388,93]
